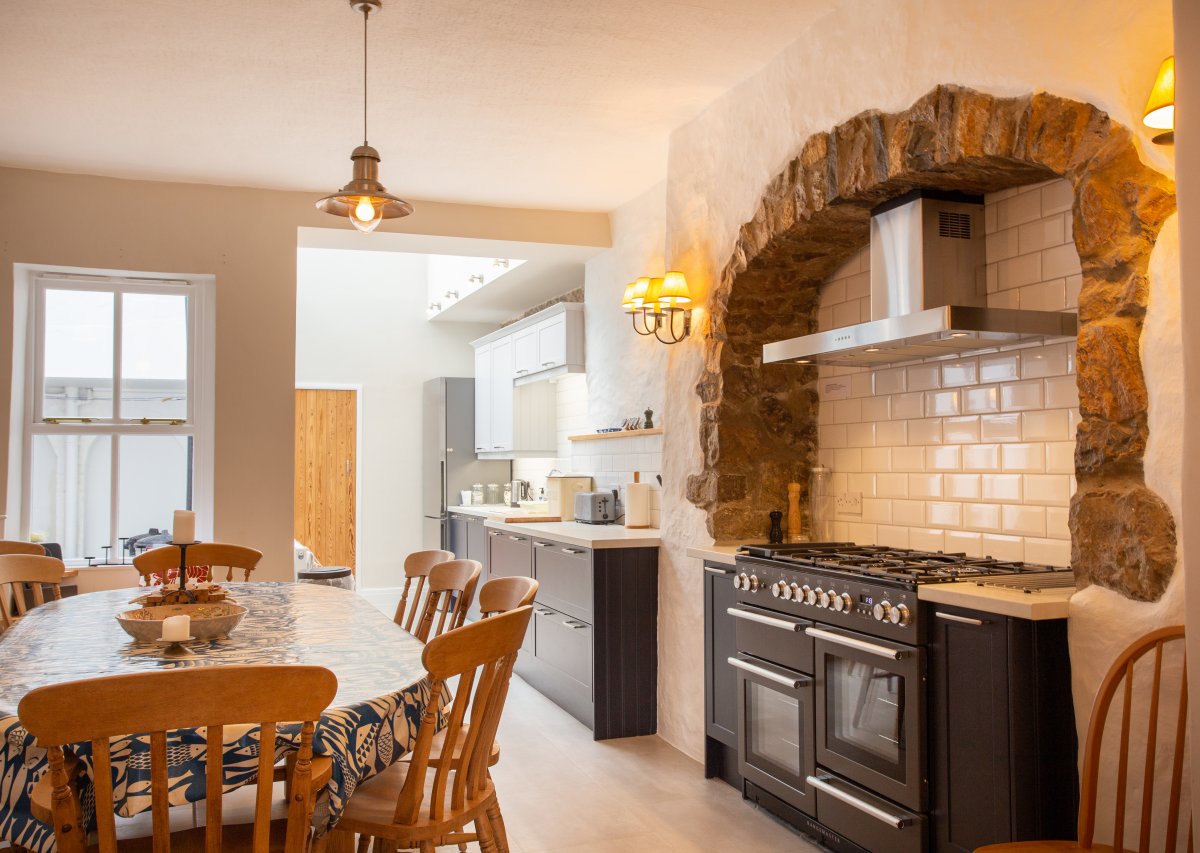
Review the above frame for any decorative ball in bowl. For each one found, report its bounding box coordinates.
[116,602,248,643]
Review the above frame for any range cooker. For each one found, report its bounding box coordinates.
[727,543,1070,853]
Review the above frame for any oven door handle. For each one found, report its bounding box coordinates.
[805,775,911,829]
[726,607,805,632]
[805,626,908,660]
[727,656,808,690]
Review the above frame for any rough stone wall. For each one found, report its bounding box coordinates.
[500,286,585,327]
[688,85,1177,601]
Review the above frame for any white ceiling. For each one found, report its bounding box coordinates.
[0,1,827,211]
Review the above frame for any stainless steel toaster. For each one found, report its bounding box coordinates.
[574,490,622,524]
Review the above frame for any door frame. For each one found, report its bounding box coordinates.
[294,383,363,579]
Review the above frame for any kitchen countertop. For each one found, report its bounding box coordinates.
[685,544,740,566]
[686,541,1072,619]
[449,506,661,549]
[918,581,1073,620]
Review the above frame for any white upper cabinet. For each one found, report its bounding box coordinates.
[471,302,584,458]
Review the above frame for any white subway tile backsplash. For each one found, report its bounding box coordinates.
[907,364,941,392]
[946,530,984,557]
[1000,381,1044,411]
[964,503,1002,532]
[1002,443,1046,473]
[925,390,960,417]
[963,386,1000,414]
[891,392,924,420]
[907,418,942,445]
[1024,537,1071,566]
[1022,410,1070,442]
[892,500,925,526]
[892,446,926,472]
[908,474,943,498]
[982,474,1022,502]
[980,353,1020,383]
[1003,504,1046,537]
[980,413,1021,443]
[983,534,1024,561]
[944,473,981,500]
[810,179,1080,555]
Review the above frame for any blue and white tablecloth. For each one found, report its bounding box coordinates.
[0,582,433,852]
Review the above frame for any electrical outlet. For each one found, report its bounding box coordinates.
[836,492,863,515]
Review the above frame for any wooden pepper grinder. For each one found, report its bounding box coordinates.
[787,482,803,541]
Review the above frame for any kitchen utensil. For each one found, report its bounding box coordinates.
[769,510,784,543]
[510,478,530,507]
[574,490,622,524]
[809,465,833,541]
[787,482,802,540]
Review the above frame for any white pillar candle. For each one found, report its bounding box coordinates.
[161,614,191,641]
[173,510,196,544]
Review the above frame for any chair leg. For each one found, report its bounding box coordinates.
[419,842,436,853]
[355,835,371,853]
[476,811,500,853]
[486,801,510,853]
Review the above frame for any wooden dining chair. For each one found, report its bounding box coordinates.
[0,553,65,632]
[319,606,533,853]
[132,544,184,585]
[979,625,1190,853]
[411,559,482,643]
[393,550,454,632]
[0,539,46,556]
[19,664,338,853]
[186,542,264,582]
[478,576,539,617]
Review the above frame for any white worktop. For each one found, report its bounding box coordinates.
[686,541,1073,619]
[449,506,661,549]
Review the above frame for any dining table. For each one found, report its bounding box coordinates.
[0,581,432,853]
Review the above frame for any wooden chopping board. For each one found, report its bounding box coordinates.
[497,515,562,523]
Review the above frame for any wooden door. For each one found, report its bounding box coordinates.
[294,389,356,571]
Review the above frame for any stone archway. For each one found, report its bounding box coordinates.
[685,85,1177,601]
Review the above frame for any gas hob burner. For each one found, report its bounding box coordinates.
[737,543,1069,584]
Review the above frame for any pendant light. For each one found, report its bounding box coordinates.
[316,0,413,233]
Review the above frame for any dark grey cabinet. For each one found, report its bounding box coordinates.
[464,515,489,621]
[447,513,469,560]
[487,530,658,740]
[928,603,1077,852]
[703,562,741,788]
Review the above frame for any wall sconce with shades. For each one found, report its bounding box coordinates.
[622,272,692,344]
[1143,56,1174,144]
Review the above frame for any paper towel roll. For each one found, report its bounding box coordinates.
[625,473,651,529]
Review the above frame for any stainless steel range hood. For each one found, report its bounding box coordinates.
[763,190,1078,367]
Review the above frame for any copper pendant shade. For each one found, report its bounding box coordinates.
[316,0,413,233]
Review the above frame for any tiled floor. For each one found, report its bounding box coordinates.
[358,588,822,852]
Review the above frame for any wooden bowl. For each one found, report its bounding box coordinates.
[116,602,247,643]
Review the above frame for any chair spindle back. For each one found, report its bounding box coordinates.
[412,559,481,643]
[478,576,539,617]
[0,554,65,631]
[185,542,264,582]
[394,550,453,631]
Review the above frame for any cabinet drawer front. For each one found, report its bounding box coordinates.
[534,606,592,689]
[487,530,532,578]
[533,539,592,622]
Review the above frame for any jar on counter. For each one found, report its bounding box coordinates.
[485,483,502,505]
[471,483,484,505]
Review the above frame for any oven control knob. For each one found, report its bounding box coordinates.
[873,601,891,622]
[801,585,815,605]
[816,589,830,609]
[748,575,761,592]
[734,573,749,591]
[771,581,785,598]
[889,604,911,626]
[834,593,852,612]
[789,583,802,602]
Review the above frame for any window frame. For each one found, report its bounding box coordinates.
[18,271,215,566]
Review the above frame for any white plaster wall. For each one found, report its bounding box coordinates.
[582,0,1179,764]
[295,248,494,590]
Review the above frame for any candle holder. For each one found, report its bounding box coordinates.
[156,637,197,658]
[173,541,198,604]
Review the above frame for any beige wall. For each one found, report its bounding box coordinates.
[0,167,609,581]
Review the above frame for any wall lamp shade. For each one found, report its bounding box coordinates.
[1143,56,1174,143]
[624,272,692,344]
[315,145,414,233]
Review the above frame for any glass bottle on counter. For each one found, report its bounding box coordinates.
[809,465,834,542]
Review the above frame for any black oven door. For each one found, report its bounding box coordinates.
[808,624,926,811]
[731,654,816,816]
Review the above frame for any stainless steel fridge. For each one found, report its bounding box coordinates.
[422,377,511,551]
